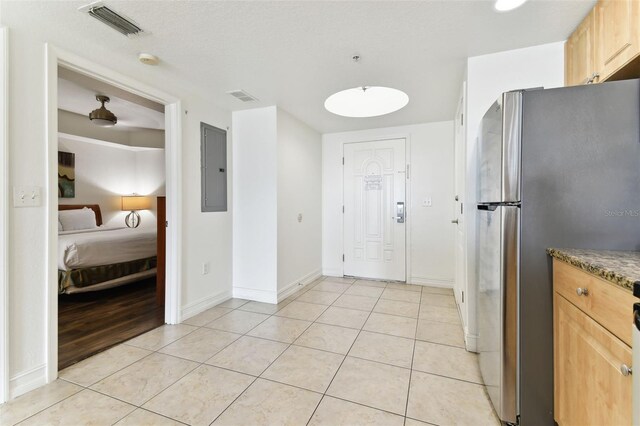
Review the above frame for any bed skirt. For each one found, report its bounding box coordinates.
[59,256,157,294]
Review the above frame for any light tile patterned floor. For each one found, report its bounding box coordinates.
[0,277,501,426]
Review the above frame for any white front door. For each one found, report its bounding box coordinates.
[343,139,406,281]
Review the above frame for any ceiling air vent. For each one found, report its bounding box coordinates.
[80,2,142,36]
[227,90,258,103]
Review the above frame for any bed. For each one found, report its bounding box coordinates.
[58,204,157,294]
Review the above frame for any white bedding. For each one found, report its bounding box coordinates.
[58,226,157,270]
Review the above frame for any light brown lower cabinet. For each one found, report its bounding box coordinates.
[553,260,634,426]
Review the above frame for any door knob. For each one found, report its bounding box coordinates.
[451,219,459,224]
[620,364,632,376]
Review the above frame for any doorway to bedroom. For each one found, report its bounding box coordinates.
[55,66,167,370]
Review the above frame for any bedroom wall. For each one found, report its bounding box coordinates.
[2,19,233,398]
[276,108,322,296]
[322,121,455,287]
[57,136,165,228]
[58,109,165,149]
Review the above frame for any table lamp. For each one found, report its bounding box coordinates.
[121,195,151,228]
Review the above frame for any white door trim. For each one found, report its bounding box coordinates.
[0,27,10,404]
[44,44,183,383]
[341,136,411,281]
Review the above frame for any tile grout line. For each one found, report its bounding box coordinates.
[16,345,171,426]
[10,279,314,424]
[206,283,476,426]
[207,277,350,425]
[304,279,389,425]
[403,291,421,425]
[7,382,86,426]
[24,279,460,425]
[250,280,355,424]
[131,407,191,425]
[150,279,452,423]
[95,300,272,424]
[133,294,285,425]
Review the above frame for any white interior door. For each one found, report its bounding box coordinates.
[453,85,467,317]
[343,139,406,281]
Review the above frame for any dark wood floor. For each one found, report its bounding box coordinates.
[58,278,164,370]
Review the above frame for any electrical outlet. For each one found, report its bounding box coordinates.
[422,197,432,207]
[202,262,210,275]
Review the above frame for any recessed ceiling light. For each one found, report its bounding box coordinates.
[324,86,409,118]
[495,0,528,12]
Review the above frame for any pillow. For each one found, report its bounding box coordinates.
[59,208,97,231]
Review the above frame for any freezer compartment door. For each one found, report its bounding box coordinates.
[476,204,519,423]
[477,91,522,203]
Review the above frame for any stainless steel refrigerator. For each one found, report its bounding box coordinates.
[475,79,640,426]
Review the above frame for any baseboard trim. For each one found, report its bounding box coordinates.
[10,364,47,399]
[277,269,322,302]
[408,277,453,288]
[181,290,232,321]
[464,327,478,353]
[232,286,278,304]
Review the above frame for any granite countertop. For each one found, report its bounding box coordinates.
[547,248,640,292]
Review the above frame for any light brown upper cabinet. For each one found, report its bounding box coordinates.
[565,9,597,86]
[596,0,640,78]
[565,0,640,87]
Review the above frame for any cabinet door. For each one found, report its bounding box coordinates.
[554,293,632,426]
[596,0,640,79]
[565,9,596,86]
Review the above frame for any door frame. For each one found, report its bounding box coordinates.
[341,136,411,282]
[0,27,9,404]
[44,44,183,382]
[453,83,468,310]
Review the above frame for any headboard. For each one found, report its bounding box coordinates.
[58,204,103,226]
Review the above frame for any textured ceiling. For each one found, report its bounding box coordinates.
[2,0,595,133]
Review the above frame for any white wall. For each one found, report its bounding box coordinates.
[57,136,165,228]
[461,41,564,348]
[232,107,322,303]
[322,121,455,286]
[232,107,279,302]
[180,97,232,319]
[276,108,322,294]
[3,23,233,397]
[0,26,9,404]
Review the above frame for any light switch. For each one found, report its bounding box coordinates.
[422,197,432,207]
[13,186,42,208]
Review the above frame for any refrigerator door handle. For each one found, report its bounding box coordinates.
[502,92,523,203]
[478,204,498,211]
[500,205,520,423]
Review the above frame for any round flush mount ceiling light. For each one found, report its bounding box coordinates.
[139,53,159,65]
[494,0,528,11]
[324,86,409,118]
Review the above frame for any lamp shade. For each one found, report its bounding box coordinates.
[121,195,151,211]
